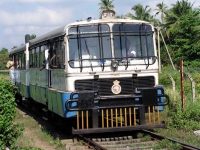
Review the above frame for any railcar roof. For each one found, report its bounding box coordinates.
[10,44,26,54]
[67,18,150,26]
[29,26,66,46]
[10,26,66,54]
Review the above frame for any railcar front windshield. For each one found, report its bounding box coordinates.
[68,23,156,68]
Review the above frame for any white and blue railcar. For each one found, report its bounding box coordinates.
[10,10,169,134]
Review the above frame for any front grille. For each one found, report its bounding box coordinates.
[75,76,155,96]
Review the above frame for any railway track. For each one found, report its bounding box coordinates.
[74,130,200,150]
[16,100,199,150]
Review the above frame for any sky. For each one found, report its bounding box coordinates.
[0,0,199,52]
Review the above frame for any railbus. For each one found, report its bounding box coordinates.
[10,10,169,134]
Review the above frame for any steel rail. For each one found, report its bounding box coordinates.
[74,134,107,150]
[142,129,200,150]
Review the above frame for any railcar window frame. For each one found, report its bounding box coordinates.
[49,36,65,69]
[29,48,36,68]
[35,47,40,68]
[13,52,26,70]
[68,24,111,68]
[14,54,19,69]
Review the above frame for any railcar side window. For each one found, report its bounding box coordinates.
[50,37,65,69]
[51,41,58,67]
[14,54,19,69]
[14,52,25,70]
[21,52,25,69]
[56,41,65,68]
[40,46,45,66]
[30,48,35,68]
[56,40,65,68]
[35,47,40,68]
[19,53,22,69]
[29,49,33,68]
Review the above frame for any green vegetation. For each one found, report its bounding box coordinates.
[0,80,24,149]
[98,0,114,13]
[140,135,151,142]
[40,129,64,149]
[15,110,65,150]
[0,48,9,70]
[137,131,182,149]
[73,140,84,146]
[126,4,156,22]
[156,66,200,147]
[137,133,151,142]
[154,139,182,150]
[0,79,63,150]
[0,73,9,81]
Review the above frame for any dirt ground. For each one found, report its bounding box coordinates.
[15,104,89,150]
[23,128,57,150]
[15,107,66,150]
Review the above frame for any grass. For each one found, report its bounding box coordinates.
[156,128,200,147]
[0,73,9,80]
[153,87,200,148]
[14,110,66,150]
[154,139,182,150]
[156,67,200,148]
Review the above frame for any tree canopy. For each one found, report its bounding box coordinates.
[0,48,8,54]
[154,1,168,24]
[30,34,36,40]
[98,0,115,14]
[0,48,9,70]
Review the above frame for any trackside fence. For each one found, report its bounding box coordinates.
[159,67,200,103]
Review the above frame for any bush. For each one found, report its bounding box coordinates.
[0,80,24,149]
[159,66,200,131]
[0,52,9,70]
[168,101,200,131]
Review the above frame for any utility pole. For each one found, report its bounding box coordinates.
[160,30,176,70]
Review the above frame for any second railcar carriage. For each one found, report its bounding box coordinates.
[11,10,169,134]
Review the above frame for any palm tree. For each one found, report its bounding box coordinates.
[126,4,158,23]
[154,2,168,24]
[165,0,194,35]
[171,0,193,17]
[98,0,115,14]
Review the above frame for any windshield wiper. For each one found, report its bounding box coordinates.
[84,40,93,71]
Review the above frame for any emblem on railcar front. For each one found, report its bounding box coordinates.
[111,80,121,94]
